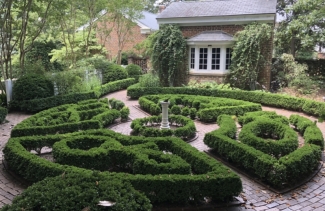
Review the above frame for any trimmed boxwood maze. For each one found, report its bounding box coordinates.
[204,111,323,188]
[138,94,262,122]
[3,100,242,210]
[131,115,196,139]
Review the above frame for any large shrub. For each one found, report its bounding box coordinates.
[102,64,128,84]
[1,172,152,211]
[126,64,142,82]
[13,74,54,101]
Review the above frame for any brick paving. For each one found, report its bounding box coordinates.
[1,89,325,210]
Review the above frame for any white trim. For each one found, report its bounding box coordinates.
[157,14,275,26]
[189,43,232,75]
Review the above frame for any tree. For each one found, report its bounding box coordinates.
[151,24,188,87]
[275,0,325,58]
[105,0,145,65]
[228,23,272,90]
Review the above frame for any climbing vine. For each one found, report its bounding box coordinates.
[228,23,272,90]
[151,24,188,87]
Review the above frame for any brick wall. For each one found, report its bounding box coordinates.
[180,25,273,90]
[96,15,148,61]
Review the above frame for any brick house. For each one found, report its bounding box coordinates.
[156,0,277,89]
[97,11,158,63]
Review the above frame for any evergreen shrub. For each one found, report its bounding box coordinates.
[102,64,128,84]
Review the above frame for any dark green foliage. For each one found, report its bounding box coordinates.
[239,118,298,158]
[11,78,135,113]
[4,129,242,204]
[238,111,289,126]
[171,105,181,115]
[1,172,152,211]
[127,85,325,118]
[94,78,136,97]
[204,112,322,187]
[181,107,190,117]
[120,106,130,121]
[11,100,120,137]
[109,98,125,110]
[131,115,196,139]
[0,107,8,123]
[102,64,128,84]
[190,108,197,120]
[13,74,54,101]
[289,114,324,149]
[18,92,97,113]
[126,64,142,82]
[139,94,261,122]
[151,24,188,86]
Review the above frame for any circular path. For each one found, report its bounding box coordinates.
[0,90,325,211]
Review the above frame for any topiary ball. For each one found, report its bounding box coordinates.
[102,64,128,84]
[125,64,142,82]
[13,74,54,101]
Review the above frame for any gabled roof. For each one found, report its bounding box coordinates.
[157,0,277,19]
[137,11,159,31]
[187,31,234,42]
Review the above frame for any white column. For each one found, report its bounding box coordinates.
[5,79,12,104]
[160,101,170,129]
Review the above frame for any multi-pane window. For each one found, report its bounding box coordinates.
[190,48,195,69]
[226,48,232,69]
[211,48,220,70]
[199,48,208,69]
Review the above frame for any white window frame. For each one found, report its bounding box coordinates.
[188,42,233,75]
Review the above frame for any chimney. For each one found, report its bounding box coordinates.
[158,5,166,13]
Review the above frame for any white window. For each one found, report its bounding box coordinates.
[188,45,232,74]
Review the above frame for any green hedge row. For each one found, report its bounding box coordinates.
[11,100,120,137]
[138,94,261,122]
[0,107,8,123]
[1,171,152,211]
[239,117,298,158]
[204,114,322,187]
[10,78,136,113]
[238,111,289,126]
[94,78,136,97]
[131,115,196,139]
[289,114,324,149]
[127,85,325,118]
[4,129,242,204]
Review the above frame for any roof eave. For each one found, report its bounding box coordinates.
[157,14,275,26]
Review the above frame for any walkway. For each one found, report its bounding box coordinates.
[0,90,324,210]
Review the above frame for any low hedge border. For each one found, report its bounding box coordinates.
[130,115,196,139]
[1,171,152,211]
[127,85,325,118]
[11,99,120,137]
[289,114,324,149]
[239,118,298,158]
[4,129,242,204]
[204,114,322,187]
[138,94,261,122]
[238,111,290,126]
[11,78,136,113]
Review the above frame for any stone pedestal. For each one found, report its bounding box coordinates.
[5,79,13,104]
[160,101,170,129]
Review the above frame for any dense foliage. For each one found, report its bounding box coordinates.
[126,64,142,82]
[204,112,322,187]
[228,23,272,90]
[13,74,54,101]
[102,64,128,84]
[127,85,325,119]
[151,24,188,87]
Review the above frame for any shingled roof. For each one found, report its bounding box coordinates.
[187,30,234,42]
[157,0,277,19]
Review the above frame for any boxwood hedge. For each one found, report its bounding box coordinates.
[127,85,325,118]
[204,113,322,187]
[4,100,243,206]
[138,94,261,122]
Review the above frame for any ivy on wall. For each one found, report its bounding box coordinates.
[228,23,272,90]
[151,24,188,87]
